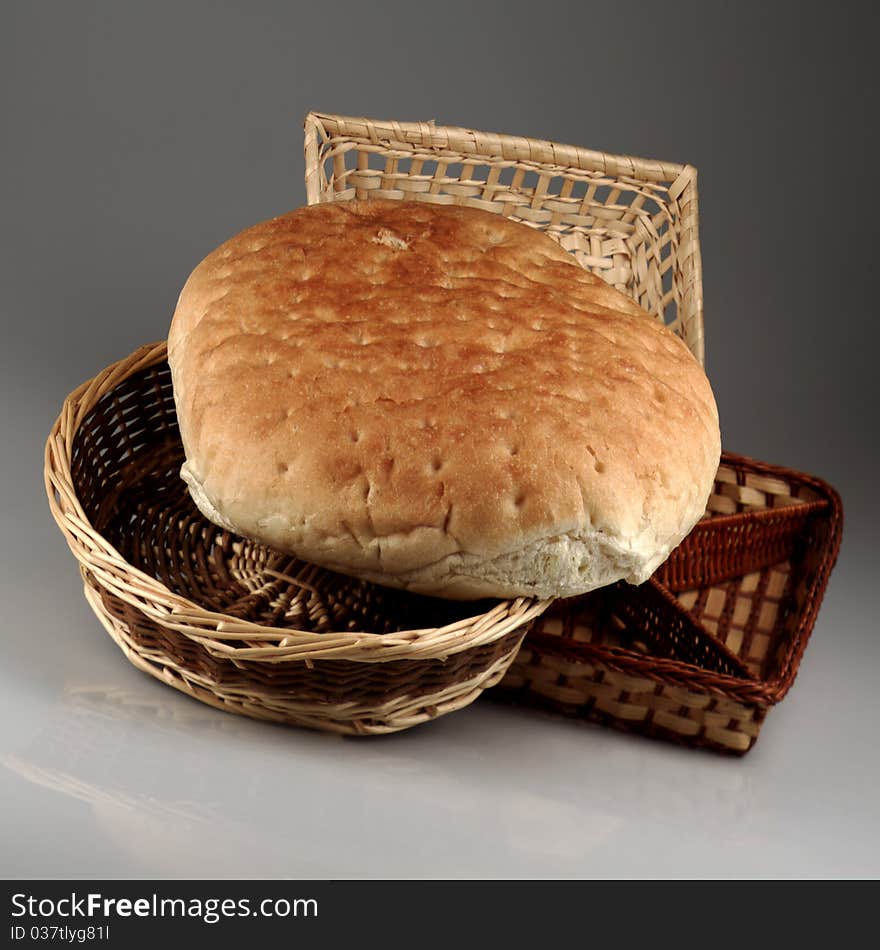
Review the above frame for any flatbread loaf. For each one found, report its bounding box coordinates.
[168,199,720,600]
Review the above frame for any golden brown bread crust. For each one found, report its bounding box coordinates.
[168,200,720,599]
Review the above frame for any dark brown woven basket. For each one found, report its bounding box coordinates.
[493,454,843,753]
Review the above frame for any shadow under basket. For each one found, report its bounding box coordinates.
[45,343,548,736]
[493,455,843,753]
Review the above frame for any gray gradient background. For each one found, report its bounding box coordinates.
[2,2,877,878]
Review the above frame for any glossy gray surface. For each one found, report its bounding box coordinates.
[2,548,878,879]
[3,1,877,879]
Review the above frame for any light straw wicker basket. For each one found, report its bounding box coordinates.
[45,344,546,735]
[304,111,704,361]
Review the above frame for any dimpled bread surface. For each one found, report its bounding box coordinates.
[168,199,720,600]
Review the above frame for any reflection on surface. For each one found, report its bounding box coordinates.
[3,676,762,878]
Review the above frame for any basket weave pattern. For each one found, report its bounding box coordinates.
[45,343,547,735]
[304,112,704,363]
[495,456,842,753]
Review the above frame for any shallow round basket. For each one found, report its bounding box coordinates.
[45,342,549,735]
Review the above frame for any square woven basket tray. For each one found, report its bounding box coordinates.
[305,112,842,753]
[492,453,842,754]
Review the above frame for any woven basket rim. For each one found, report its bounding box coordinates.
[45,341,549,663]
[303,111,696,188]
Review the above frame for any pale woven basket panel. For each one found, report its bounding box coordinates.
[304,112,705,365]
[503,649,760,754]
[705,463,824,518]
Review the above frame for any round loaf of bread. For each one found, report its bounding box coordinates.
[168,199,720,600]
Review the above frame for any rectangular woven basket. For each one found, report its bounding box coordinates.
[304,112,704,362]
[304,113,842,753]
